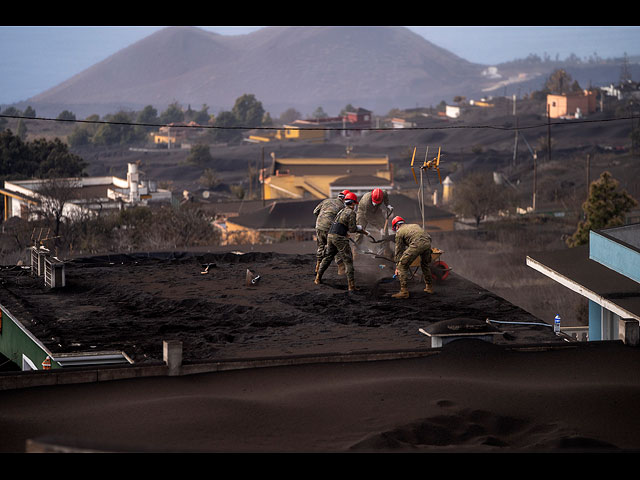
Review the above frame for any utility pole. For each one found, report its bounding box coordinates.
[513,93,519,168]
[513,118,519,167]
[248,157,253,200]
[533,150,537,211]
[546,103,551,163]
[261,147,265,207]
[586,153,591,201]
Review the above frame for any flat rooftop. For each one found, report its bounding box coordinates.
[1,249,567,366]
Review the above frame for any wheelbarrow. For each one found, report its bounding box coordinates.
[373,247,451,283]
[414,247,451,282]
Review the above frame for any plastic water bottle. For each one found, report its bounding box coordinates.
[554,315,561,334]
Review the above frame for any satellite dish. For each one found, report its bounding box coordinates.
[202,190,210,199]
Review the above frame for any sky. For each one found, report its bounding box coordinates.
[1,25,640,106]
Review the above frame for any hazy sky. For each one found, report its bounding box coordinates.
[1,25,639,105]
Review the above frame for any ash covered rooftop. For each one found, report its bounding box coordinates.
[0,249,566,365]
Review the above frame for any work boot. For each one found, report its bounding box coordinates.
[424,283,434,294]
[392,287,410,299]
[348,278,357,291]
[337,261,346,275]
[315,259,321,273]
[314,273,322,285]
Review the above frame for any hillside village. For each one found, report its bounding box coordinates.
[1,69,639,357]
[1,27,640,454]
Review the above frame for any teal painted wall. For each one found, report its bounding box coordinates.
[589,231,640,283]
[0,305,58,370]
[588,299,601,341]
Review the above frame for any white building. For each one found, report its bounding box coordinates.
[445,105,461,119]
[1,163,172,222]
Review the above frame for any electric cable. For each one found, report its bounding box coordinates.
[0,113,639,132]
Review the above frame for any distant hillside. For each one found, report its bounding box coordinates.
[26,26,636,119]
[27,26,490,118]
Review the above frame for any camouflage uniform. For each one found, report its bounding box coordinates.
[316,206,360,288]
[394,223,433,296]
[313,197,344,267]
[355,190,392,245]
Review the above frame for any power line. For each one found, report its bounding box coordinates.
[1,113,639,132]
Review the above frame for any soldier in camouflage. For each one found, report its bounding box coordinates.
[354,188,394,249]
[315,192,368,292]
[390,216,433,299]
[313,190,350,274]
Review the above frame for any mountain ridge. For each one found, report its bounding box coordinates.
[24,26,635,119]
[28,26,491,117]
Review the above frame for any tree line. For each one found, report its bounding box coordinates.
[64,94,272,148]
[0,129,87,182]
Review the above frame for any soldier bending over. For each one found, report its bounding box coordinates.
[391,216,434,299]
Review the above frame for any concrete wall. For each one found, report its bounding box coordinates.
[0,344,437,391]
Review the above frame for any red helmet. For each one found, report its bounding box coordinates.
[338,189,351,200]
[343,192,359,204]
[391,216,405,231]
[371,188,384,205]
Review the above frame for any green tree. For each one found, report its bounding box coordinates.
[567,171,638,247]
[312,106,328,119]
[137,105,159,125]
[0,130,86,179]
[210,111,242,144]
[160,102,185,124]
[1,107,21,117]
[545,69,580,95]
[93,111,144,146]
[16,119,27,140]
[192,104,211,125]
[23,106,36,118]
[232,94,265,128]
[67,114,101,148]
[134,105,160,140]
[68,127,91,147]
[279,108,301,124]
[198,168,220,189]
[0,129,35,178]
[340,104,356,115]
[29,137,87,177]
[57,110,76,121]
[186,144,213,166]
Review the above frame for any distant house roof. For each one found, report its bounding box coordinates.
[330,175,392,187]
[226,199,319,230]
[270,156,389,177]
[226,194,454,231]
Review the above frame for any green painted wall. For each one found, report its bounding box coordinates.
[0,305,59,370]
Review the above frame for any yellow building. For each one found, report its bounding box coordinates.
[262,155,392,200]
[152,121,202,146]
[248,125,326,143]
[275,125,325,142]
